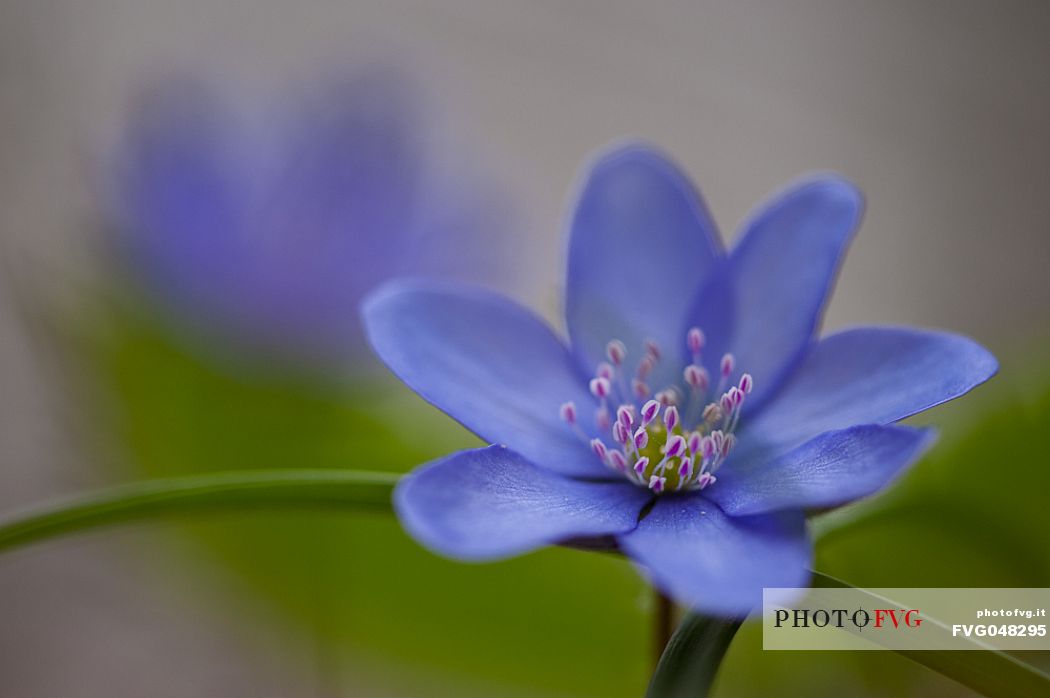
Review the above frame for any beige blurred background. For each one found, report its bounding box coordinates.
[1,1,1048,695]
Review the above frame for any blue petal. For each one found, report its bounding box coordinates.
[395,445,652,561]
[708,424,935,516]
[742,327,998,454]
[619,497,811,616]
[363,279,608,478]
[689,175,863,410]
[565,144,723,388]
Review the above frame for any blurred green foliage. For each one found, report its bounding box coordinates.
[81,298,1049,697]
[85,301,651,696]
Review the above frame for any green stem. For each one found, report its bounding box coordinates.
[654,587,676,668]
[647,611,742,697]
[0,469,399,553]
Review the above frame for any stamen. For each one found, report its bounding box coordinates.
[720,353,735,377]
[677,458,693,491]
[641,399,660,426]
[725,387,745,431]
[683,364,709,391]
[663,405,680,432]
[687,327,705,357]
[655,388,680,406]
[590,377,611,399]
[595,406,611,431]
[687,431,702,454]
[563,337,754,495]
[700,435,715,460]
[616,405,634,428]
[664,434,686,458]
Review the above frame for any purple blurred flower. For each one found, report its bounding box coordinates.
[363,144,997,615]
[109,70,516,367]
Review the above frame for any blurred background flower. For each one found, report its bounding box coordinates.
[110,69,518,370]
[1,2,1049,697]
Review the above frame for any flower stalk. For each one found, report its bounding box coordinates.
[654,587,676,667]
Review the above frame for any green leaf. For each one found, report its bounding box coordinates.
[811,571,1050,698]
[647,612,742,697]
[0,469,398,553]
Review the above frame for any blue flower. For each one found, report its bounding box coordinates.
[363,144,997,615]
[109,70,516,367]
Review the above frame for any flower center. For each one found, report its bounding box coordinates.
[560,328,753,494]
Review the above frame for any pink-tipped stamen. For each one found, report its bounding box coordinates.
[687,327,705,358]
[562,337,754,495]
[641,399,660,426]
[720,353,735,377]
[663,405,680,432]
